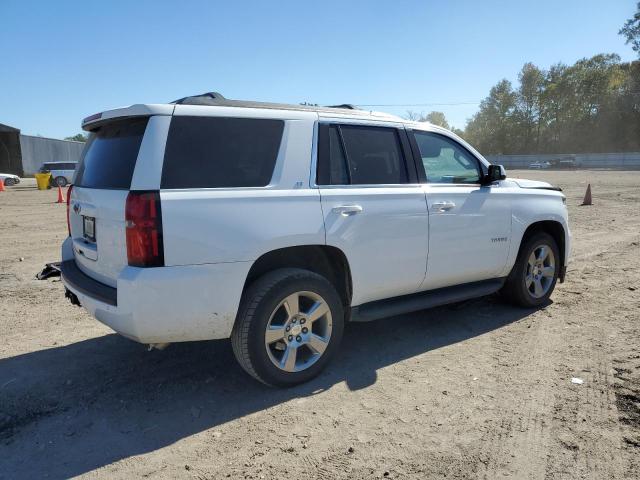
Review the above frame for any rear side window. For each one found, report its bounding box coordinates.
[75,118,149,189]
[161,116,284,189]
[317,124,409,185]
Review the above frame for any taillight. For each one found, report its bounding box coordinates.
[125,191,164,267]
[66,185,73,236]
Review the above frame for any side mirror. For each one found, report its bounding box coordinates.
[483,164,506,185]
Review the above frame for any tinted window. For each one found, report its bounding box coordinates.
[413,132,481,184]
[317,124,408,185]
[75,118,149,189]
[341,126,407,184]
[161,116,284,189]
[317,125,349,185]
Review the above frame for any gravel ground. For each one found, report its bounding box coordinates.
[1,171,639,479]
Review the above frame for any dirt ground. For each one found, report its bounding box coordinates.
[1,170,639,480]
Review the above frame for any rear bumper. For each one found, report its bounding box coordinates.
[60,237,251,343]
[61,260,117,306]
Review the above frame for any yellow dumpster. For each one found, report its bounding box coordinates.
[35,173,52,190]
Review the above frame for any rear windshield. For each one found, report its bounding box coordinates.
[161,116,284,189]
[74,118,148,189]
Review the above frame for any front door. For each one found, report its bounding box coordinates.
[409,129,511,290]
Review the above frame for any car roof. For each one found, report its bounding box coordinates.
[171,92,401,119]
[83,92,404,129]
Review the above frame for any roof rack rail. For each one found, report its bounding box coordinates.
[172,92,226,105]
[325,104,359,110]
[169,92,368,115]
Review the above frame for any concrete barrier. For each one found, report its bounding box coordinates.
[485,152,640,170]
[19,135,85,175]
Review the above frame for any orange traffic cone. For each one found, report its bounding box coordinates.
[0,179,5,192]
[581,184,592,206]
[56,185,65,203]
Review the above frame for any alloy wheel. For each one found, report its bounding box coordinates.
[264,291,333,373]
[525,244,556,298]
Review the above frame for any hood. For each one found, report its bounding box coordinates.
[509,178,561,191]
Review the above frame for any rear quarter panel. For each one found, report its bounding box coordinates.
[160,112,325,266]
[161,189,325,265]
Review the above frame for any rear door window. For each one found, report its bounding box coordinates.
[317,125,349,185]
[75,118,149,189]
[341,125,408,184]
[317,124,410,185]
[161,116,284,189]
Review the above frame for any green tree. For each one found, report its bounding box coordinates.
[405,110,451,129]
[514,62,545,152]
[463,55,640,155]
[64,133,87,142]
[620,2,640,56]
[424,111,450,129]
[465,79,517,154]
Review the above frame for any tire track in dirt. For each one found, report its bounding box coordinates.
[543,244,639,479]
[477,308,561,479]
[478,242,639,479]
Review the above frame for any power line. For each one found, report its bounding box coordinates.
[355,92,640,109]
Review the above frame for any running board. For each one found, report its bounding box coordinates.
[350,278,506,322]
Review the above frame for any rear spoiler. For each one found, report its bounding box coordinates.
[82,104,175,131]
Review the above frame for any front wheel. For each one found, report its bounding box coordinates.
[3,178,15,186]
[502,232,560,307]
[231,268,344,387]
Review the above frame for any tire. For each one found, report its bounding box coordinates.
[502,232,560,307]
[54,176,68,187]
[3,178,15,186]
[231,268,344,387]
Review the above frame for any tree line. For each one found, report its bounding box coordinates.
[411,54,639,155]
[463,54,640,154]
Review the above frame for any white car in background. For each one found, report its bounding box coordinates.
[39,161,78,187]
[0,173,21,186]
[60,92,571,387]
[529,161,551,169]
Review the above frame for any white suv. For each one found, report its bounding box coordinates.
[61,92,570,386]
[40,161,78,187]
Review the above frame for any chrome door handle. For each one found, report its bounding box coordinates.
[432,201,456,212]
[332,205,364,216]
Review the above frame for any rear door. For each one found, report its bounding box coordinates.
[409,130,511,290]
[317,122,429,306]
[69,117,155,287]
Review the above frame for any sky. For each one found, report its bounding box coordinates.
[0,0,636,138]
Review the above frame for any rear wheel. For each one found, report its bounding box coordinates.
[231,268,344,387]
[54,176,68,187]
[502,232,560,307]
